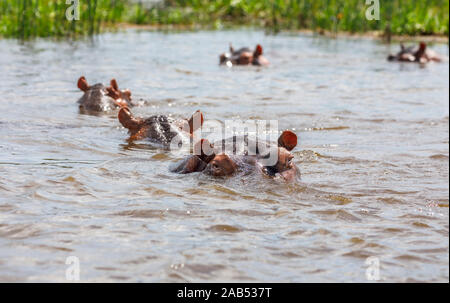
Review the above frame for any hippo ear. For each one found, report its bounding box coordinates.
[188,110,204,135]
[254,44,263,57]
[419,42,427,51]
[229,43,234,53]
[106,86,121,100]
[110,78,119,91]
[118,107,142,131]
[77,76,89,92]
[122,89,132,99]
[400,43,405,51]
[278,130,298,151]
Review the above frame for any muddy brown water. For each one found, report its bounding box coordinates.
[0,30,448,282]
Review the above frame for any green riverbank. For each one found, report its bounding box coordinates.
[1,0,448,39]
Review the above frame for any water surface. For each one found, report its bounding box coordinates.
[0,30,448,282]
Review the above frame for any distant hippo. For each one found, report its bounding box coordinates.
[388,42,443,64]
[77,76,133,112]
[219,44,270,66]
[170,130,300,182]
[118,107,204,145]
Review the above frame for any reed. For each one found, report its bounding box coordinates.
[0,0,448,39]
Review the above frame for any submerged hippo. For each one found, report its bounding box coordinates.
[77,76,133,112]
[118,107,204,144]
[387,42,443,63]
[170,130,300,182]
[219,44,270,66]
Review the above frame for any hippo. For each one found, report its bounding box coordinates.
[219,44,270,66]
[170,130,300,182]
[77,76,133,112]
[387,42,443,63]
[117,107,204,145]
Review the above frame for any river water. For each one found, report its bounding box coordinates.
[0,30,448,282]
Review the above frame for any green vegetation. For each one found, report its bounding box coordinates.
[0,0,128,38]
[0,0,448,39]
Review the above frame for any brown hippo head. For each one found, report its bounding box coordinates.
[172,130,299,181]
[208,130,297,179]
[77,76,133,111]
[388,42,443,64]
[118,107,204,143]
[220,44,269,66]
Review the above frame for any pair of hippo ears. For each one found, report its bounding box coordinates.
[228,44,263,56]
[399,42,427,51]
[79,76,118,92]
[105,79,130,101]
[77,76,127,98]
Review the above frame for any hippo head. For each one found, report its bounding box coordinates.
[188,130,298,180]
[388,42,432,63]
[118,107,204,142]
[220,44,269,66]
[77,76,133,109]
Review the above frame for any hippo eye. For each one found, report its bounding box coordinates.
[213,163,219,169]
